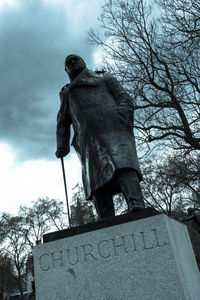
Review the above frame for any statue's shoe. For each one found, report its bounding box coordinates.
[128,199,145,212]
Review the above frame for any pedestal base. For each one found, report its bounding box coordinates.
[34,212,200,300]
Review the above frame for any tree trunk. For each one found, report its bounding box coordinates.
[18,284,25,300]
[17,277,25,300]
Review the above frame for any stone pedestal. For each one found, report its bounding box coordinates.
[34,210,200,300]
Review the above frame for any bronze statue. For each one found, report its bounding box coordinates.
[56,54,145,219]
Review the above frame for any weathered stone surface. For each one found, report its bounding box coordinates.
[34,214,200,300]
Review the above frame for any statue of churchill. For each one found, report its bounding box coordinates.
[56,54,145,219]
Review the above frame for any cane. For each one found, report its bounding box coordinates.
[60,157,71,228]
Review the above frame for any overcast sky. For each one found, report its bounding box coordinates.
[0,0,103,214]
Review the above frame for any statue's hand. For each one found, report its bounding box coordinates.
[55,147,70,158]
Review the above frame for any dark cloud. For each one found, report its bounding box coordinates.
[0,0,100,160]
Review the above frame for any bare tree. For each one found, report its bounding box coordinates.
[0,214,29,300]
[0,254,17,300]
[19,198,68,247]
[88,0,200,156]
[158,0,200,46]
[162,151,200,206]
[0,198,68,299]
[141,155,196,216]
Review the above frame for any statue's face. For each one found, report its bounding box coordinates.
[65,55,86,75]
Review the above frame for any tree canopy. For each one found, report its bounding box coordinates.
[89,0,200,155]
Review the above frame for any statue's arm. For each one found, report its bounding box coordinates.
[56,90,72,158]
[105,74,134,123]
[104,74,134,111]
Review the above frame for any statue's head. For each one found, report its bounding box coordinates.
[65,54,86,80]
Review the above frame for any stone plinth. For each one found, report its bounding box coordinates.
[34,212,200,300]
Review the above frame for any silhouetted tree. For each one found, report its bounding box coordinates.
[0,198,68,299]
[141,152,200,215]
[89,0,200,156]
[0,254,17,300]
[19,198,68,247]
[0,214,28,300]
[163,151,200,207]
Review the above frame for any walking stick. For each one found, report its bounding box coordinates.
[60,157,71,228]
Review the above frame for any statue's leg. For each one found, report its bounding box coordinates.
[116,168,145,212]
[93,188,115,219]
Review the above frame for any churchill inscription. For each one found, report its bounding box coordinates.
[39,227,167,272]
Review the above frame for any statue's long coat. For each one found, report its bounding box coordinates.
[56,68,142,199]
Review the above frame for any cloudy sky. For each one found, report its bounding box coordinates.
[0,0,103,214]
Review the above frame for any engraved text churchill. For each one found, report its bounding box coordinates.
[39,228,167,271]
